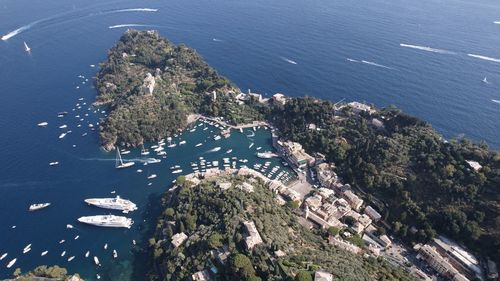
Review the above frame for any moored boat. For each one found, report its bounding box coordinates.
[29,203,51,211]
[78,215,133,228]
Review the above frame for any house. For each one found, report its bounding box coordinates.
[378,235,392,248]
[314,271,333,281]
[347,102,375,114]
[272,93,287,105]
[171,232,188,248]
[417,244,470,281]
[342,190,363,211]
[192,269,212,281]
[364,206,382,221]
[316,163,338,188]
[465,160,482,171]
[243,221,263,250]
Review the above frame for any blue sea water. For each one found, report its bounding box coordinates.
[0,0,499,279]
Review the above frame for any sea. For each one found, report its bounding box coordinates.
[0,0,499,279]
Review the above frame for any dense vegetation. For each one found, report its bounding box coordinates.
[148,175,412,281]
[96,30,263,149]
[270,98,500,262]
[6,265,79,281]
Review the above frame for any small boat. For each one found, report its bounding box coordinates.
[249,143,254,149]
[23,246,31,254]
[140,145,150,156]
[132,240,136,245]
[147,174,157,180]
[41,251,48,256]
[211,147,221,152]
[157,151,167,156]
[74,235,79,240]
[146,158,161,164]
[59,240,65,244]
[85,251,90,258]
[37,122,48,127]
[226,149,233,154]
[59,125,68,129]
[104,244,108,250]
[172,169,183,174]
[0,253,7,261]
[483,77,489,84]
[214,135,221,140]
[59,133,67,139]
[49,162,59,166]
[94,256,100,266]
[58,111,68,116]
[168,143,177,148]
[136,169,143,173]
[61,251,66,257]
[256,146,262,150]
[113,250,117,258]
[29,203,51,211]
[116,149,135,169]
[179,140,187,145]
[6,258,16,269]
[67,256,75,262]
[121,150,131,155]
[97,274,101,279]
[24,41,31,52]
[195,143,203,147]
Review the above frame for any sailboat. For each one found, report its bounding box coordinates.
[116,149,135,169]
[140,144,150,156]
[24,42,31,53]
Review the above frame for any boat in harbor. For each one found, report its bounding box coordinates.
[6,258,16,269]
[77,215,133,228]
[0,253,7,261]
[172,169,183,174]
[59,133,67,139]
[146,158,161,164]
[214,135,222,140]
[104,244,108,250]
[140,144,150,156]
[61,251,66,257]
[195,143,203,147]
[116,149,135,169]
[37,122,48,127]
[257,151,279,159]
[147,174,157,179]
[94,256,100,266]
[226,149,233,154]
[85,251,90,258]
[49,161,59,166]
[29,203,51,211]
[113,250,118,258]
[84,196,138,213]
[67,256,75,262]
[41,251,48,256]
[179,140,187,145]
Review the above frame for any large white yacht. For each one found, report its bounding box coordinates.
[84,196,137,213]
[77,215,133,228]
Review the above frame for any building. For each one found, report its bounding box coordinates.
[378,235,392,248]
[364,206,382,221]
[432,236,482,278]
[417,244,470,281]
[272,93,287,105]
[316,163,338,188]
[314,271,333,281]
[328,236,361,254]
[171,232,188,248]
[347,102,375,114]
[279,141,315,168]
[342,190,363,211]
[192,269,212,281]
[465,160,482,171]
[243,221,263,250]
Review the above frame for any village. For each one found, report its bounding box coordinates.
[165,91,494,281]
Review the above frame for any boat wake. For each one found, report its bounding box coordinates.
[467,54,500,64]
[346,58,360,63]
[400,43,455,55]
[212,38,223,42]
[280,56,298,65]
[361,60,393,70]
[109,24,156,29]
[494,21,500,25]
[1,7,158,41]
[492,99,500,105]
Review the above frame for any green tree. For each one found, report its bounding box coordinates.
[208,233,223,249]
[294,270,313,281]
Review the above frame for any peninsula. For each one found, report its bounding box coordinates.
[96,30,499,280]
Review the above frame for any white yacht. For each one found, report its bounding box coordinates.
[29,203,51,211]
[85,251,90,258]
[113,250,118,258]
[59,133,67,139]
[116,149,135,169]
[0,253,7,261]
[172,169,183,174]
[78,215,133,228]
[37,122,48,127]
[6,258,16,269]
[94,256,100,266]
[179,140,187,145]
[147,174,157,180]
[49,161,59,166]
[257,151,278,159]
[41,251,48,256]
[195,143,203,147]
[140,144,150,156]
[84,196,138,213]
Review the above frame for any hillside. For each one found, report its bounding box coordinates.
[96,30,264,150]
[148,174,413,281]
